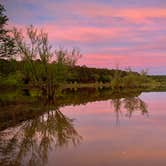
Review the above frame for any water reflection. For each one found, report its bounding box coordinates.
[0,108,82,166]
[111,96,148,126]
[0,88,143,130]
[0,88,150,165]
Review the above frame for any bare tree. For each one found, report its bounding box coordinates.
[12,25,82,101]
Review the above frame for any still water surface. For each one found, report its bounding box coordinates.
[0,91,166,166]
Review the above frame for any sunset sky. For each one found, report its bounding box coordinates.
[2,0,166,74]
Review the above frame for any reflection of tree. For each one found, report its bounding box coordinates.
[111,96,148,125]
[111,98,122,126]
[0,108,82,166]
[123,97,148,118]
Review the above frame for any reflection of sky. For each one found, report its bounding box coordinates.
[54,92,166,166]
[2,0,166,74]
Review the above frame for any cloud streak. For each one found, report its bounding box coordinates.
[2,0,166,74]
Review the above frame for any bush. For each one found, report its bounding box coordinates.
[0,72,23,87]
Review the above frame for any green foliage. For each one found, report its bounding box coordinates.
[149,75,166,87]
[111,68,155,89]
[0,59,17,76]
[111,70,123,89]
[55,47,81,66]
[0,71,22,87]
[0,58,157,90]
[0,4,8,28]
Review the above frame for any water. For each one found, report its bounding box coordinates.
[0,90,166,166]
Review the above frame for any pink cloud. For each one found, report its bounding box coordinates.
[47,2,166,23]
[40,24,126,43]
[8,23,130,43]
[78,53,166,69]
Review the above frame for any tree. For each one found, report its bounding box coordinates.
[13,25,81,101]
[0,4,16,58]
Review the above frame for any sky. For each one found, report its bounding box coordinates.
[2,0,166,74]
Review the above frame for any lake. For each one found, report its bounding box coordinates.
[0,89,166,166]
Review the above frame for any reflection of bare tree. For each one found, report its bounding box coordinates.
[111,96,148,125]
[0,109,82,166]
[111,98,122,126]
[123,97,148,118]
